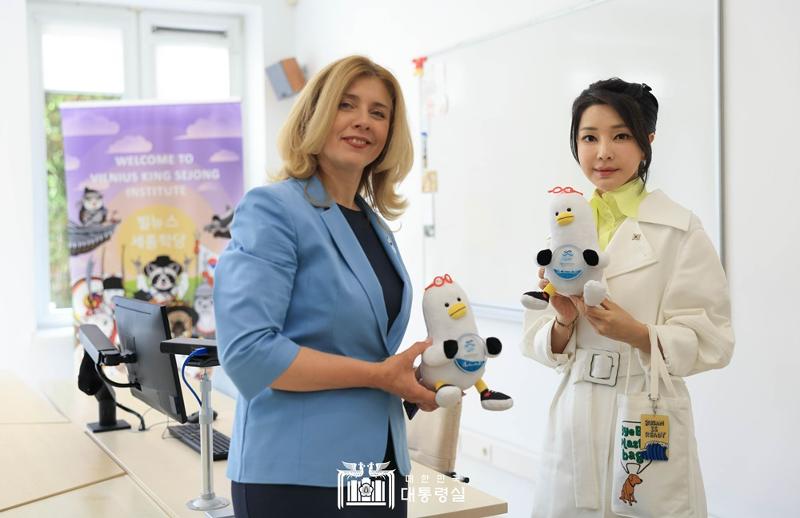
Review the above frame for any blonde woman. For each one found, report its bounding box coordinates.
[214,56,436,517]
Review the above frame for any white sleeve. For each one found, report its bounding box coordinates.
[520,309,576,371]
[637,224,735,376]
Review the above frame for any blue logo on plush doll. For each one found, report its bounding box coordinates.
[402,274,514,419]
[553,245,584,280]
[521,186,609,310]
[455,359,485,373]
[454,336,486,373]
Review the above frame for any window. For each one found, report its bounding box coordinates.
[41,23,127,94]
[139,11,243,100]
[29,2,244,327]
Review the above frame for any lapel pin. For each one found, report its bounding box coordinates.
[632,233,641,241]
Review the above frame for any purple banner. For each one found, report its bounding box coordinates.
[61,100,244,342]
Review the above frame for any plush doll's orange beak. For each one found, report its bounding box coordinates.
[556,212,574,226]
[448,302,467,320]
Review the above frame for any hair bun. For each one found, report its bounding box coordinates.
[641,83,652,93]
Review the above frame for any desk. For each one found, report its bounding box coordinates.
[0,371,124,513]
[0,371,68,424]
[4,475,166,517]
[39,377,506,517]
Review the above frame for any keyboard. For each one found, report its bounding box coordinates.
[167,422,230,461]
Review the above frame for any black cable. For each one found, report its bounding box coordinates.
[94,359,140,390]
[115,401,146,431]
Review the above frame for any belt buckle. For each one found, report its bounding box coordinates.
[582,350,620,386]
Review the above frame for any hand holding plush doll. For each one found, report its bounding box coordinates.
[404,274,513,419]
[521,186,609,310]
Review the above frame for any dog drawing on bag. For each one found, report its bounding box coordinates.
[619,473,643,505]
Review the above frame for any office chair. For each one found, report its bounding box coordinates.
[405,401,462,475]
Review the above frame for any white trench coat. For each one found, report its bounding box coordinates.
[521,190,734,518]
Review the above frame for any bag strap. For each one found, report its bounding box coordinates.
[623,343,633,394]
[647,325,677,409]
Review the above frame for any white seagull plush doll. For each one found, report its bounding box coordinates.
[521,186,608,310]
[405,274,513,419]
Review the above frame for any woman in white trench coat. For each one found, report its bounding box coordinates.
[521,79,734,518]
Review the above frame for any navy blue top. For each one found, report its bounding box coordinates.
[339,204,403,331]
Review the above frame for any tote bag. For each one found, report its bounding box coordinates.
[611,325,704,517]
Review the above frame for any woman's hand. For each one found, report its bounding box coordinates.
[538,267,578,324]
[583,298,650,350]
[376,339,438,412]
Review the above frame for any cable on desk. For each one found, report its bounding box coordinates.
[161,417,173,439]
[115,401,146,431]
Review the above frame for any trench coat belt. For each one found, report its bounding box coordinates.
[569,346,643,509]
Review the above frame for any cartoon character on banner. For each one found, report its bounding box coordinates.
[79,187,109,225]
[521,186,608,310]
[133,254,191,305]
[193,282,215,338]
[404,274,514,419]
[203,206,233,239]
[71,257,117,344]
[101,275,125,312]
[68,187,120,256]
[191,240,220,339]
[132,254,198,339]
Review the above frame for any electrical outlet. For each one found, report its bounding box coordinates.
[479,444,492,461]
[459,431,493,462]
[423,224,436,237]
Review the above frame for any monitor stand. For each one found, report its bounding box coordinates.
[187,370,233,517]
[88,383,131,433]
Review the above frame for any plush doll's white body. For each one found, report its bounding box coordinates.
[521,187,609,310]
[408,274,512,417]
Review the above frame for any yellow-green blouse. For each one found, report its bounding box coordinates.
[590,177,649,250]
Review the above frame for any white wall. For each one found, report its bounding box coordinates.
[259,0,296,180]
[695,1,800,516]
[0,0,37,366]
[289,1,800,517]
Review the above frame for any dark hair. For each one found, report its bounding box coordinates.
[570,78,659,184]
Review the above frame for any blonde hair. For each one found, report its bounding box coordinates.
[276,55,414,220]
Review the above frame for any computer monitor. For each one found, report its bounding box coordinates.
[113,296,188,424]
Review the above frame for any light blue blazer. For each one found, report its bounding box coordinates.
[213,175,413,486]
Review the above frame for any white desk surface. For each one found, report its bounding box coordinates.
[0,371,68,424]
[2,475,166,518]
[0,422,125,512]
[33,376,505,517]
